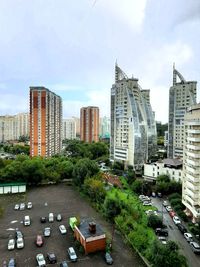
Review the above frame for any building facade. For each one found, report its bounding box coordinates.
[30,87,62,157]
[110,63,157,170]
[143,158,182,183]
[80,106,99,143]
[72,116,80,139]
[182,104,200,223]
[99,116,110,139]
[168,66,196,159]
[0,113,29,142]
[63,118,76,140]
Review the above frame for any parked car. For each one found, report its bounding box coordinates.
[47,252,57,264]
[158,236,167,245]
[105,252,113,265]
[68,247,78,262]
[44,227,51,237]
[36,235,44,247]
[151,192,156,197]
[36,253,46,267]
[8,258,16,267]
[14,204,19,210]
[162,201,168,207]
[8,239,15,250]
[48,213,54,222]
[157,192,162,198]
[60,261,69,267]
[173,216,181,225]
[165,206,172,212]
[177,223,187,234]
[143,201,152,206]
[56,214,62,221]
[59,225,67,234]
[16,237,24,249]
[155,228,168,237]
[169,211,176,218]
[15,230,23,239]
[184,232,193,242]
[189,242,200,254]
[2,260,7,267]
[27,202,32,209]
[40,216,47,223]
[19,203,25,210]
[24,215,31,226]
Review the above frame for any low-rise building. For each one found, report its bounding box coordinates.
[143,158,182,182]
[73,219,106,254]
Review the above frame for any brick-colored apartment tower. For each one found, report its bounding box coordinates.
[80,106,99,143]
[30,87,62,157]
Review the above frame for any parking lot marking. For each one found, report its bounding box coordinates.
[6,228,15,231]
[10,220,18,224]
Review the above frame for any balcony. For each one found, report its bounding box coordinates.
[186,144,200,151]
[188,129,200,134]
[187,137,200,142]
[186,158,200,167]
[186,173,200,183]
[183,194,198,206]
[187,151,200,158]
[185,181,199,192]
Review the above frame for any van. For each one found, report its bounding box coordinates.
[24,215,31,226]
[48,213,54,222]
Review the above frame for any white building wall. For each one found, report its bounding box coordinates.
[144,162,182,183]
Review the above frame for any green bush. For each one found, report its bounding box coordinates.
[168,193,181,201]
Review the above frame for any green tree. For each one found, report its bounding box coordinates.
[72,158,99,186]
[57,160,73,180]
[147,214,163,229]
[84,176,106,203]
[131,180,143,194]
[104,197,123,222]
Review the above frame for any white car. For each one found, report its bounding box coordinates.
[162,201,168,207]
[68,247,78,262]
[184,232,193,242]
[14,204,19,210]
[59,225,67,234]
[20,203,25,210]
[143,201,152,206]
[158,236,167,245]
[173,216,181,225]
[8,239,15,250]
[27,202,32,209]
[165,206,172,212]
[44,227,51,237]
[17,237,24,249]
[36,253,46,267]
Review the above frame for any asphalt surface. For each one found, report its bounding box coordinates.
[0,184,145,267]
[151,197,200,267]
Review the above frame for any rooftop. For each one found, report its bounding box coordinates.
[163,158,182,167]
[77,218,105,239]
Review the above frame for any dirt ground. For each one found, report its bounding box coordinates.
[0,184,146,267]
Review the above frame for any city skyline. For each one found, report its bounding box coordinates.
[0,0,200,123]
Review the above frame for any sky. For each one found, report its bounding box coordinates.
[0,0,200,123]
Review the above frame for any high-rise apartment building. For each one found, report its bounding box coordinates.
[63,118,76,140]
[30,87,62,157]
[0,113,29,142]
[99,116,110,139]
[72,116,80,139]
[182,104,200,223]
[80,106,99,143]
[168,66,196,159]
[110,63,157,170]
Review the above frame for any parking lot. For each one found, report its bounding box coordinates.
[0,184,145,266]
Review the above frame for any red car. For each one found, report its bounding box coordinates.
[169,211,176,218]
[35,235,44,247]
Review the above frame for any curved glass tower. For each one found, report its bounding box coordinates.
[110,63,157,170]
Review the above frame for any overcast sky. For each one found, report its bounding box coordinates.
[0,0,200,123]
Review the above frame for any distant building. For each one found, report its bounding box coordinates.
[182,104,200,223]
[110,63,157,170]
[72,116,80,139]
[168,65,196,159]
[30,86,62,157]
[99,116,110,139]
[0,113,29,142]
[74,219,106,254]
[143,158,182,182]
[63,118,76,140]
[80,106,99,143]
[164,131,168,147]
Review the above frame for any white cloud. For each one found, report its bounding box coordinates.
[98,0,147,31]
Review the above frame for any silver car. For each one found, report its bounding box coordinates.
[44,227,51,237]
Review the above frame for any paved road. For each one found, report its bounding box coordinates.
[151,197,200,267]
